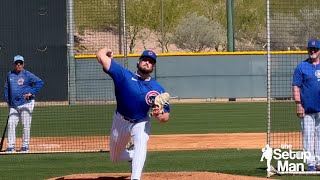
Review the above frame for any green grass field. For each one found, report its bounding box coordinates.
[0,102,309,179]
[0,150,318,180]
[0,102,300,136]
[0,102,272,137]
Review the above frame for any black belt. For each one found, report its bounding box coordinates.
[123,116,136,123]
[116,112,137,123]
[116,112,146,123]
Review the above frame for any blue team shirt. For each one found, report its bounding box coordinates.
[105,60,170,120]
[292,59,320,113]
[5,69,44,107]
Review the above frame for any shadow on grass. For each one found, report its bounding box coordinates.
[54,176,129,180]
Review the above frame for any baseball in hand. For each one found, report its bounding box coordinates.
[152,107,160,116]
[106,51,112,58]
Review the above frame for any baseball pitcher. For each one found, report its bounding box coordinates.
[96,48,170,180]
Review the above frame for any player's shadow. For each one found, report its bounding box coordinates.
[257,167,266,170]
[54,176,129,180]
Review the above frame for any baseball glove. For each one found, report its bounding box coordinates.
[150,92,170,116]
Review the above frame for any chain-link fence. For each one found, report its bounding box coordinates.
[74,0,268,55]
[268,0,320,158]
[2,0,318,154]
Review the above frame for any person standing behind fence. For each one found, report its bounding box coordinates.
[4,55,44,152]
[292,39,320,171]
[96,48,170,180]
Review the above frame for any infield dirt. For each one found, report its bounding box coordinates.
[47,133,272,180]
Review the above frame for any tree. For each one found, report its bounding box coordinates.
[153,0,195,52]
[126,0,195,53]
[126,0,159,53]
[270,7,320,50]
[197,0,266,51]
[233,0,266,50]
[196,0,226,23]
[292,7,320,49]
[172,13,226,52]
[74,0,118,33]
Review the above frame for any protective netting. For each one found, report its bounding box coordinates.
[0,0,125,153]
[74,0,121,55]
[268,0,320,153]
[0,0,294,154]
[73,0,267,55]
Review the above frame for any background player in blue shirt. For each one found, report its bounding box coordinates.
[97,48,170,180]
[292,40,320,171]
[4,55,44,152]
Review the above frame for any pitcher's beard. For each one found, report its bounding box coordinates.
[309,56,319,62]
[138,67,153,74]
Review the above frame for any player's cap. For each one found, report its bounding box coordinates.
[308,40,320,49]
[14,55,24,62]
[140,50,157,63]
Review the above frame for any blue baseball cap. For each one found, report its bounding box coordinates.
[14,55,24,62]
[308,40,320,49]
[140,50,157,63]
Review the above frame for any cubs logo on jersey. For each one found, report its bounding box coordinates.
[315,70,320,81]
[17,78,24,85]
[145,90,160,106]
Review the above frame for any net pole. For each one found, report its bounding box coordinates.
[67,0,76,105]
[118,0,123,54]
[121,0,128,68]
[266,0,271,146]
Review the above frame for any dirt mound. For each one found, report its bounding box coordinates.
[48,172,270,180]
[44,133,271,180]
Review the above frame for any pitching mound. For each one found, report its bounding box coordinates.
[45,133,271,180]
[48,172,270,180]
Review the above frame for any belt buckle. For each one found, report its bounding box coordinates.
[117,112,136,123]
[124,117,135,123]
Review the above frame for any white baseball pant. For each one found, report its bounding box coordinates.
[301,112,320,166]
[109,112,150,180]
[7,100,35,149]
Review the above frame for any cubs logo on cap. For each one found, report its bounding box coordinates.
[308,40,320,48]
[140,50,157,63]
[14,55,24,62]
